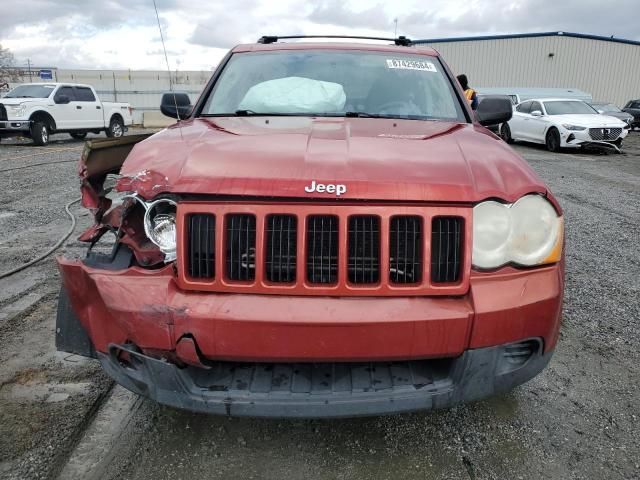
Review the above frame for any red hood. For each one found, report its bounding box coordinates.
[118,117,547,203]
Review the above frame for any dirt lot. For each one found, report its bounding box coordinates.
[0,129,638,480]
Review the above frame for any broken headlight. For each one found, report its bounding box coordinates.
[143,198,177,261]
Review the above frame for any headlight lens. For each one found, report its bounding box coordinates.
[561,124,586,131]
[143,199,177,260]
[472,195,563,269]
[8,104,27,116]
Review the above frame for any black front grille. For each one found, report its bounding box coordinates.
[226,214,256,281]
[589,127,622,141]
[348,216,380,284]
[431,217,462,283]
[187,214,215,279]
[389,216,422,284]
[266,215,297,283]
[307,215,338,284]
[0,104,7,121]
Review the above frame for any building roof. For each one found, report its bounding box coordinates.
[414,31,640,47]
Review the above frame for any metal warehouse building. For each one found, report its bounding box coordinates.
[417,31,640,107]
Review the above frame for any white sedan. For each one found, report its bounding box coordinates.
[500,98,628,152]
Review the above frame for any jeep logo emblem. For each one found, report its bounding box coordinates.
[304,180,347,196]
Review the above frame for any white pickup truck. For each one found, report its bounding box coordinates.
[0,83,133,146]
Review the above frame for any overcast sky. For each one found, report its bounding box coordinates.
[1,0,637,71]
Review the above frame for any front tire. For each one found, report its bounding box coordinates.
[500,123,513,143]
[31,121,50,146]
[70,132,87,140]
[106,116,124,138]
[545,128,561,152]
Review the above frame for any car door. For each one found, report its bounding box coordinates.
[51,86,77,130]
[527,101,548,142]
[73,86,103,129]
[509,101,532,140]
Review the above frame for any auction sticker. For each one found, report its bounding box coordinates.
[386,59,437,72]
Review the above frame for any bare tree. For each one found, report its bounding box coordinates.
[0,43,19,88]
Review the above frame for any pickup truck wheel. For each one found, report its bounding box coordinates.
[545,128,561,152]
[31,121,50,146]
[70,132,87,140]
[106,117,124,138]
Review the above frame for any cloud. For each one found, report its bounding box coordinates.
[308,1,391,31]
[0,0,637,70]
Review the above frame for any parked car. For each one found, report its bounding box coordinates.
[500,98,628,152]
[478,87,592,105]
[56,36,564,418]
[622,99,640,130]
[591,102,634,128]
[0,83,133,145]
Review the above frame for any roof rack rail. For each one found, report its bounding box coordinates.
[257,35,413,46]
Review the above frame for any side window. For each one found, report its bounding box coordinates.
[633,102,640,109]
[516,101,531,114]
[530,101,543,114]
[54,86,76,103]
[74,87,96,102]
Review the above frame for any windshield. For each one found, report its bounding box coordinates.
[593,103,620,113]
[544,101,598,115]
[5,84,56,99]
[201,50,465,122]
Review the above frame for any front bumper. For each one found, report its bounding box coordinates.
[57,255,563,416]
[0,119,31,135]
[560,126,628,150]
[99,340,553,418]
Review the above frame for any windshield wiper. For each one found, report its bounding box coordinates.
[234,109,258,116]
[344,111,414,119]
[201,111,317,117]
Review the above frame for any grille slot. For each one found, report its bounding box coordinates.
[348,216,380,284]
[503,341,537,366]
[266,215,297,283]
[187,214,215,279]
[588,127,622,141]
[226,214,256,281]
[389,216,422,284]
[306,215,338,284]
[431,217,462,283]
[0,104,7,121]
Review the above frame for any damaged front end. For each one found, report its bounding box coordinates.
[57,134,177,357]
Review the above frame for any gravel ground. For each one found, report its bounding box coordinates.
[0,129,639,480]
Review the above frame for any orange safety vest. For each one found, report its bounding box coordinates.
[464,88,476,104]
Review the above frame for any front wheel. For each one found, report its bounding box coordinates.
[106,116,124,138]
[545,128,561,152]
[70,132,87,140]
[31,121,50,146]
[499,123,513,143]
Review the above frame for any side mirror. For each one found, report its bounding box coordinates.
[160,92,192,119]
[55,94,70,104]
[531,110,543,117]
[475,96,513,127]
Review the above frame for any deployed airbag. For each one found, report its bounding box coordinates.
[239,76,346,113]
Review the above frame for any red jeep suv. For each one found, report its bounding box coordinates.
[56,36,564,417]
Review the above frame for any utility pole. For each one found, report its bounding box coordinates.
[26,59,32,81]
[394,18,398,37]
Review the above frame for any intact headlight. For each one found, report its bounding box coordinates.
[8,104,27,117]
[472,194,563,269]
[143,198,177,260]
[561,124,586,131]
